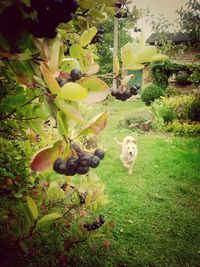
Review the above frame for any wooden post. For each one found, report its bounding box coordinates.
[113,16,118,90]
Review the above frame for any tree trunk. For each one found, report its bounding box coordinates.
[112,16,118,90]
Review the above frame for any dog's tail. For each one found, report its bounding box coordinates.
[114,137,122,145]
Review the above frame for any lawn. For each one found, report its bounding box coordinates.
[73,98,200,267]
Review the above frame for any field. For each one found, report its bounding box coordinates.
[73,98,200,267]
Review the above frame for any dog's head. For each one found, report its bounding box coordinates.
[123,136,136,145]
[125,142,136,158]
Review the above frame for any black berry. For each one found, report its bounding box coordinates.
[76,165,89,174]
[70,69,82,82]
[94,149,105,160]
[89,155,100,168]
[78,154,92,167]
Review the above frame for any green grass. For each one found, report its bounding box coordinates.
[74,99,200,267]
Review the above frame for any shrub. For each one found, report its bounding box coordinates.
[188,95,200,122]
[151,95,200,135]
[141,84,165,106]
[165,86,179,97]
[175,71,192,86]
[166,120,200,136]
[150,60,200,88]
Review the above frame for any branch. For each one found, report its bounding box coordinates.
[0,96,39,121]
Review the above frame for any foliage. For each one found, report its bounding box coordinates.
[166,120,200,135]
[176,0,200,39]
[144,9,190,59]
[141,84,164,106]
[152,94,200,135]
[188,95,200,122]
[0,0,124,265]
[165,86,179,97]
[175,71,192,86]
[150,60,200,88]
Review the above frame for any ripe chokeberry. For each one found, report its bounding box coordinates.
[70,69,82,82]
[89,155,100,168]
[94,149,105,160]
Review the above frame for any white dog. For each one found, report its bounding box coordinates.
[115,136,138,174]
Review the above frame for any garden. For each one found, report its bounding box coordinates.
[0,0,200,266]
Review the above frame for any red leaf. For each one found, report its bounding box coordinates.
[30,140,63,172]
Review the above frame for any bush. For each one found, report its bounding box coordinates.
[150,60,200,88]
[165,86,179,97]
[141,84,165,106]
[188,95,200,122]
[166,120,200,136]
[175,71,192,86]
[151,95,200,135]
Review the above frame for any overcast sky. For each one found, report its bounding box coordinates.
[129,0,188,39]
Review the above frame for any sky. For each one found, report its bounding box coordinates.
[129,0,188,39]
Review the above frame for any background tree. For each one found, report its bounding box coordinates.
[176,0,200,40]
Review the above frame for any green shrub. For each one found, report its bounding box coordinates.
[175,71,192,86]
[165,86,179,97]
[150,60,200,88]
[166,120,200,136]
[141,84,164,106]
[188,96,200,122]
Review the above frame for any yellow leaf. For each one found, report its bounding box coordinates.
[121,75,135,86]
[26,196,38,220]
[85,63,100,75]
[80,27,98,47]
[48,38,61,74]
[133,46,157,64]
[149,54,169,62]
[56,100,85,124]
[121,42,135,68]
[57,82,88,101]
[40,63,60,94]
[76,111,108,137]
[126,64,145,70]
[78,76,109,104]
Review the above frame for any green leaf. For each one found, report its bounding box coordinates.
[80,27,98,47]
[56,100,85,124]
[30,140,63,172]
[57,82,88,101]
[60,58,81,72]
[40,63,60,94]
[36,212,62,230]
[75,111,108,138]
[57,110,68,137]
[88,9,108,22]
[69,44,84,59]
[26,195,38,220]
[78,76,109,104]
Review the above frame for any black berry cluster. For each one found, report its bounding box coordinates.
[91,27,106,44]
[53,146,105,176]
[111,84,140,101]
[134,27,141,32]
[24,0,78,39]
[57,69,83,87]
[84,215,105,231]
[0,0,78,43]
